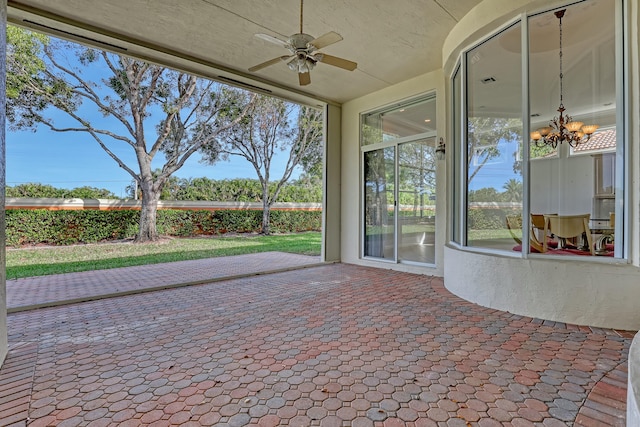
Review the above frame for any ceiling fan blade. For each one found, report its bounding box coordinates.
[255,33,289,47]
[309,31,343,49]
[315,53,357,71]
[249,56,291,72]
[299,72,311,86]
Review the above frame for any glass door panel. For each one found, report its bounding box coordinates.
[364,147,395,259]
[398,139,436,264]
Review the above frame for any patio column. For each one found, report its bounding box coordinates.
[0,0,7,367]
[322,104,341,262]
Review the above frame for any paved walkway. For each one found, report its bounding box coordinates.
[6,252,323,312]
[0,254,635,426]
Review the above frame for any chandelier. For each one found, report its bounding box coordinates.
[530,9,598,148]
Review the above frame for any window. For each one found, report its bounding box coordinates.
[464,22,523,251]
[528,0,621,258]
[454,0,623,259]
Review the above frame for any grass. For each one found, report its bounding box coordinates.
[6,232,322,280]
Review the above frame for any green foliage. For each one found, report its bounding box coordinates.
[6,183,118,199]
[266,211,321,233]
[127,177,322,203]
[502,179,523,203]
[6,209,321,247]
[6,210,139,246]
[5,26,53,126]
[468,187,501,203]
[467,208,521,230]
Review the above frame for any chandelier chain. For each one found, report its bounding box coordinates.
[559,11,563,106]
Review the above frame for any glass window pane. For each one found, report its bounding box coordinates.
[364,147,395,259]
[528,0,619,257]
[362,98,436,146]
[465,22,523,251]
[398,139,436,264]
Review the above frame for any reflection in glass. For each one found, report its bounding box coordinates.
[364,147,395,259]
[465,22,523,250]
[361,98,437,146]
[398,139,436,264]
[528,0,620,257]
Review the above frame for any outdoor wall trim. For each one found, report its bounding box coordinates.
[5,198,322,211]
[629,332,640,425]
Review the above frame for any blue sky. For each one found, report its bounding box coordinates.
[6,125,290,198]
[468,139,521,192]
[5,39,299,198]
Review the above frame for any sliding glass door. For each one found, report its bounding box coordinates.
[362,136,437,265]
[398,138,436,263]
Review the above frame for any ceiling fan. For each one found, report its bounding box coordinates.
[248,0,357,86]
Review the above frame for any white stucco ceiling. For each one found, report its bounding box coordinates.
[7,0,482,105]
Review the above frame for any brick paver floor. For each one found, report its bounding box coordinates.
[7,251,322,312]
[0,258,634,426]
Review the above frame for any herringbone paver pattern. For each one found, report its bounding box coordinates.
[0,258,634,426]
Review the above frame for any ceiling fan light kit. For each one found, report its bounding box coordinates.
[249,0,357,86]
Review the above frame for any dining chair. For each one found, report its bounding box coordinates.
[505,214,522,246]
[506,214,548,252]
[543,213,594,255]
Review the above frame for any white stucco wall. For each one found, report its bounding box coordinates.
[341,71,446,276]
[444,246,640,329]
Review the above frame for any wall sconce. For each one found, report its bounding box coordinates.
[435,137,446,160]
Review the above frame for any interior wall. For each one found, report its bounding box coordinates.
[341,70,446,276]
[529,154,593,215]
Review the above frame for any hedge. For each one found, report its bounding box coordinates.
[6,209,322,247]
[467,208,520,230]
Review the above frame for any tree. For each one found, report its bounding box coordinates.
[6,27,61,127]
[202,93,323,234]
[502,178,523,203]
[7,29,255,242]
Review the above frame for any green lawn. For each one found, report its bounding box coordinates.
[6,232,321,280]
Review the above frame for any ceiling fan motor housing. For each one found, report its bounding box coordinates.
[288,33,316,51]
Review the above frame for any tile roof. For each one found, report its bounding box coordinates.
[573,128,616,152]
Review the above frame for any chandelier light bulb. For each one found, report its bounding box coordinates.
[566,121,584,132]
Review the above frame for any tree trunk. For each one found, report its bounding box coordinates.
[135,183,161,242]
[261,206,271,235]
[261,186,271,235]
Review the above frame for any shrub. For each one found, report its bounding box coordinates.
[6,208,322,246]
